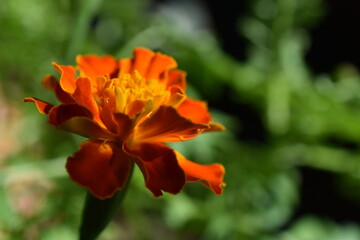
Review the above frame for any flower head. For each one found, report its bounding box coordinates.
[25,48,225,199]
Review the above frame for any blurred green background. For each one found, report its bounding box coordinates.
[2,0,360,239]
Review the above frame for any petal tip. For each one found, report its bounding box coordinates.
[51,61,59,68]
[23,97,54,114]
[206,123,226,132]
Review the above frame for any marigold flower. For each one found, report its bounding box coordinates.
[24,48,225,199]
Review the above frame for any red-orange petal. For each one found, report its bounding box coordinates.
[52,62,76,94]
[23,97,54,114]
[118,59,132,78]
[134,105,209,142]
[42,75,75,104]
[72,77,100,121]
[177,98,212,124]
[167,70,187,90]
[48,104,93,127]
[76,55,117,80]
[176,152,225,195]
[146,52,177,81]
[131,48,155,77]
[66,140,132,199]
[124,142,186,197]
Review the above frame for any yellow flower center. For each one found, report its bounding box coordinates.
[96,71,171,118]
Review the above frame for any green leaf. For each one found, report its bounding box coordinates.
[79,163,133,240]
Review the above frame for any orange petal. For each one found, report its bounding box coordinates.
[66,140,132,199]
[146,52,177,80]
[167,70,186,90]
[76,55,117,79]
[118,59,131,78]
[23,97,54,114]
[72,77,100,121]
[124,142,185,197]
[177,98,212,124]
[42,75,75,104]
[52,62,76,93]
[134,106,209,142]
[48,104,93,127]
[131,48,155,77]
[125,99,147,118]
[176,152,225,195]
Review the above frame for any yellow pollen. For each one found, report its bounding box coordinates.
[100,71,171,116]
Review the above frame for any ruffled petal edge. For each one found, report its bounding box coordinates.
[66,140,132,199]
[176,151,225,195]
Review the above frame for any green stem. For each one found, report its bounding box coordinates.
[79,162,134,240]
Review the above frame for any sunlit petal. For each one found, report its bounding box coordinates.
[118,59,131,78]
[52,62,76,93]
[77,55,117,79]
[131,48,155,77]
[134,105,209,143]
[177,98,211,124]
[146,52,177,80]
[176,152,226,195]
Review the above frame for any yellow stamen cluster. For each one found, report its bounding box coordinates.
[97,71,171,118]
